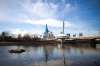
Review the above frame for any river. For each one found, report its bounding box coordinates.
[0,44,100,66]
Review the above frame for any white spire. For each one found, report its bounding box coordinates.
[63,20,64,34]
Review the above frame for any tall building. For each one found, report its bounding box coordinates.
[43,24,55,40]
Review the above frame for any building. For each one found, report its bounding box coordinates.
[43,24,55,40]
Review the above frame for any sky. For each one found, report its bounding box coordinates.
[0,0,100,36]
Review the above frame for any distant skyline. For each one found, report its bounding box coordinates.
[0,0,100,36]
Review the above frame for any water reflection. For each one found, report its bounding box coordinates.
[0,44,100,66]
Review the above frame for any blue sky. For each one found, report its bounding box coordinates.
[0,0,100,36]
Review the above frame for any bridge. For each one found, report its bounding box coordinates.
[56,36,100,48]
[55,20,100,48]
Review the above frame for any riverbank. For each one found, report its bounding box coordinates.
[0,39,100,46]
[0,40,59,46]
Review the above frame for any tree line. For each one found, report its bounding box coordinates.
[0,31,41,42]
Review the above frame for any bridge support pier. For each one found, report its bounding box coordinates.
[90,39,96,48]
[58,38,65,48]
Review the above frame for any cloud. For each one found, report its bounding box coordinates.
[11,29,28,35]
[0,0,76,20]
[0,0,79,34]
[0,0,74,28]
[10,28,43,35]
[17,18,73,28]
[18,0,59,19]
